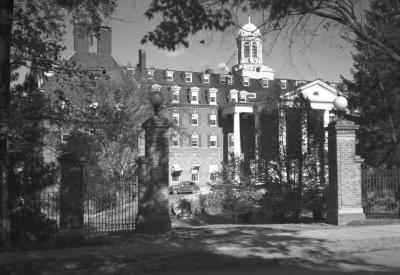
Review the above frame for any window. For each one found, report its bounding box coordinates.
[166,70,174,81]
[191,113,198,126]
[229,89,238,102]
[280,80,287,89]
[185,72,192,82]
[190,87,199,104]
[208,88,217,105]
[261,78,269,88]
[191,134,199,147]
[252,42,257,59]
[203,74,210,84]
[228,133,234,148]
[126,67,135,77]
[209,164,218,181]
[295,80,306,87]
[61,134,70,143]
[152,84,161,92]
[244,42,250,58]
[227,76,233,85]
[209,134,217,148]
[171,163,181,182]
[243,77,250,86]
[172,112,179,125]
[209,114,217,126]
[191,165,200,182]
[171,133,179,147]
[170,85,181,103]
[330,83,337,89]
[147,69,155,79]
[240,91,247,102]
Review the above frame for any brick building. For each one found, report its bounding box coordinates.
[41,20,345,192]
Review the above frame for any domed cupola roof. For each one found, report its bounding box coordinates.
[238,17,260,37]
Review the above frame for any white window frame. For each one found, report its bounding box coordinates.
[61,134,70,143]
[191,165,200,182]
[208,88,217,105]
[191,113,199,126]
[209,164,218,181]
[172,112,179,125]
[295,80,306,87]
[203,73,210,84]
[166,70,174,81]
[243,77,250,86]
[209,114,217,126]
[185,72,192,82]
[252,42,257,59]
[171,133,179,147]
[244,42,250,59]
[147,69,155,79]
[190,86,200,104]
[171,163,181,183]
[229,89,239,102]
[227,75,233,85]
[209,134,217,148]
[280,79,287,89]
[191,134,199,147]
[239,91,248,102]
[170,85,181,103]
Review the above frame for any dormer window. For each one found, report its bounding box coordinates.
[185,72,192,82]
[261,78,269,88]
[151,84,161,92]
[280,79,287,89]
[126,67,135,77]
[170,85,181,103]
[227,75,233,85]
[243,77,250,86]
[229,89,238,102]
[208,88,217,105]
[203,73,210,84]
[330,83,337,89]
[239,91,248,102]
[147,69,155,79]
[295,80,306,87]
[190,86,200,104]
[166,70,174,81]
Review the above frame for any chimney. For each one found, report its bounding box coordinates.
[139,49,146,73]
[74,24,89,53]
[97,26,112,55]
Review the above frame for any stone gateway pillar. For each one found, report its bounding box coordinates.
[136,114,171,233]
[326,119,365,225]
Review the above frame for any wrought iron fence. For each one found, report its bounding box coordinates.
[10,190,60,244]
[362,165,400,219]
[84,178,138,232]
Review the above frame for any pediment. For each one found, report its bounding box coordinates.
[281,80,344,103]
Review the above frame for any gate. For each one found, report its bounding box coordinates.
[84,175,138,233]
[362,164,400,218]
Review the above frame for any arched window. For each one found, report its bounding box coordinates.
[252,42,257,59]
[244,42,250,58]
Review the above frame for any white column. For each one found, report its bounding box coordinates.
[233,112,241,157]
[323,109,330,127]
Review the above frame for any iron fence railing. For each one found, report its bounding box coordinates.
[362,165,400,219]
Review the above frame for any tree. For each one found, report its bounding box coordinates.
[344,1,400,167]
[143,0,400,65]
[1,0,117,245]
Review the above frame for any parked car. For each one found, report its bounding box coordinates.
[169,181,200,194]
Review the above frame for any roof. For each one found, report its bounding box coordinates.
[238,17,260,37]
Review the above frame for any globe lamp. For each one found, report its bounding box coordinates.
[150,91,164,115]
[333,96,348,110]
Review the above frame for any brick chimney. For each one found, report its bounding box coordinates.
[74,24,89,53]
[139,49,146,73]
[97,26,112,55]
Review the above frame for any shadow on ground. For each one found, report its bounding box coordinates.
[1,224,399,274]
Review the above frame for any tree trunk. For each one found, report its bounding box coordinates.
[0,0,13,246]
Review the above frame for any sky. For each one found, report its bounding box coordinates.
[62,0,355,83]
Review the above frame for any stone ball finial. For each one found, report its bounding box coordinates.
[150,91,164,115]
[333,96,348,110]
